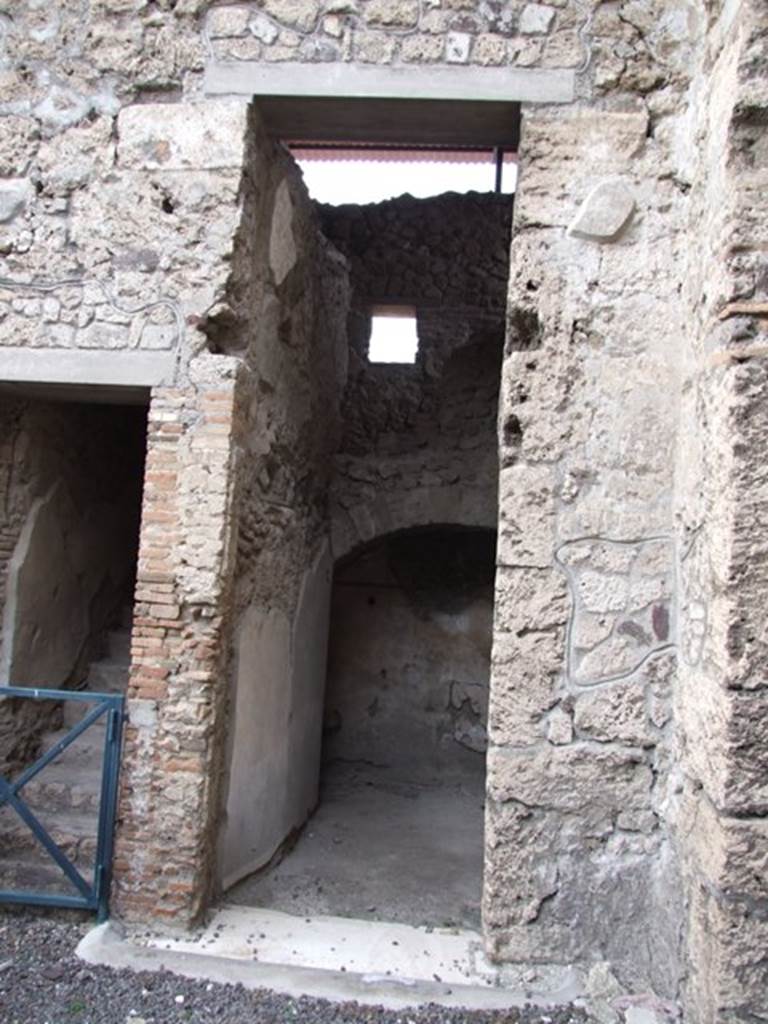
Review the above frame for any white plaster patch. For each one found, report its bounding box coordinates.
[557,538,675,686]
[568,179,636,243]
[446,32,471,63]
[117,99,249,171]
[0,178,32,223]
[519,4,555,35]
[249,12,279,43]
[269,179,298,286]
[128,699,158,730]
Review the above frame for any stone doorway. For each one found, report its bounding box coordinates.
[228,526,495,928]
[0,395,148,892]
[211,103,508,926]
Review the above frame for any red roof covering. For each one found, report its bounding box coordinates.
[289,145,518,165]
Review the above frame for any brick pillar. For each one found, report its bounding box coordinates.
[113,382,240,924]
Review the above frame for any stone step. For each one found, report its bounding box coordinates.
[0,855,94,896]
[0,626,130,897]
[0,808,98,866]
[19,763,103,814]
[40,723,107,767]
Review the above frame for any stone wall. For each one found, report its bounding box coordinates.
[674,4,768,1021]
[203,2,584,68]
[485,103,686,998]
[1,1,766,1020]
[325,527,495,782]
[319,192,513,361]
[215,108,350,893]
[324,193,508,558]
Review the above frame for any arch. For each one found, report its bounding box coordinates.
[329,484,497,564]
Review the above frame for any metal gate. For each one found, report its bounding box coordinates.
[0,687,124,921]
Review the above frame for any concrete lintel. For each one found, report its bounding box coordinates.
[0,348,176,389]
[204,62,576,106]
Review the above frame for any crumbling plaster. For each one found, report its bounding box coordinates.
[0,1,764,1022]
[673,4,768,1020]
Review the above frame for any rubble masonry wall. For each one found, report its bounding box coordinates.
[0,3,766,1020]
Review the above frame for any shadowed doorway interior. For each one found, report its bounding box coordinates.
[228,526,495,928]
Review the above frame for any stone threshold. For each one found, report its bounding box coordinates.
[77,904,586,1012]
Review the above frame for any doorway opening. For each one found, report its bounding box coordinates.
[0,393,148,892]
[229,526,495,929]
[217,103,511,932]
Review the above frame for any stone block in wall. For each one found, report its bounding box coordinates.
[0,179,32,224]
[483,799,562,928]
[519,4,556,35]
[683,789,768,903]
[487,743,653,827]
[0,116,39,178]
[514,111,648,231]
[494,564,568,632]
[117,100,249,171]
[573,677,653,748]
[685,864,768,1023]
[65,168,243,334]
[496,463,557,569]
[256,0,318,32]
[206,6,252,38]
[364,0,420,29]
[488,626,565,746]
[36,117,116,195]
[485,779,679,993]
[681,654,768,817]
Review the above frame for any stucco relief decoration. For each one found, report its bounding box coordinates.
[556,537,675,686]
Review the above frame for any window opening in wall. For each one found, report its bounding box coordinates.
[368,305,419,364]
[291,144,518,205]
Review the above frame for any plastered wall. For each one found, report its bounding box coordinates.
[216,109,349,891]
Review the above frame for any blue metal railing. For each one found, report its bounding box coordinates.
[0,687,125,922]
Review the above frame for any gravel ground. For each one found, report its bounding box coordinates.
[0,910,594,1024]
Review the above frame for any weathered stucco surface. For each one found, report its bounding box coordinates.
[216,110,349,891]
[0,1,766,1021]
[674,4,768,1020]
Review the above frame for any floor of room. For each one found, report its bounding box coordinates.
[227,760,486,930]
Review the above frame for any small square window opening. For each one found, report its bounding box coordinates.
[368,309,419,364]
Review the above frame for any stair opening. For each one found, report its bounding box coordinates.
[0,395,148,896]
